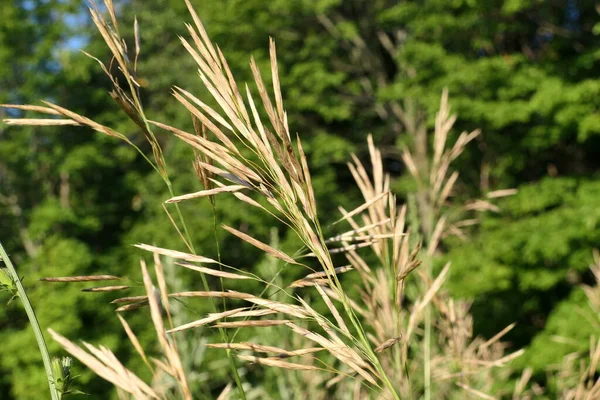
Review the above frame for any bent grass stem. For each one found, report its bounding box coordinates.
[0,241,60,400]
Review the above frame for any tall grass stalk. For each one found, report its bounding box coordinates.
[2,2,524,399]
[2,0,248,397]
[0,242,60,400]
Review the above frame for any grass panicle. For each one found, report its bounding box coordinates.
[5,1,600,399]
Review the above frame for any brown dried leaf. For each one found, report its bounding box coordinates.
[374,336,402,353]
[135,243,218,264]
[41,275,120,282]
[81,286,129,292]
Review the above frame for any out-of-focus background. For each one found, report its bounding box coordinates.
[2,0,600,398]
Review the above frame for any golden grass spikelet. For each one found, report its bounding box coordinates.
[479,323,517,351]
[81,286,129,292]
[222,225,299,265]
[48,329,159,399]
[135,243,218,264]
[314,284,351,337]
[176,86,235,133]
[237,355,319,371]
[416,263,451,314]
[169,290,309,317]
[115,302,149,312]
[40,275,121,282]
[207,342,323,358]
[111,295,148,304]
[285,322,379,386]
[327,220,392,243]
[209,309,276,318]
[175,87,239,150]
[288,278,330,288]
[213,320,290,328]
[174,261,252,280]
[165,185,247,203]
[464,199,501,213]
[1,104,61,115]
[244,297,310,319]
[455,382,495,400]
[117,314,154,373]
[486,188,518,199]
[152,253,171,327]
[192,119,213,189]
[374,336,402,353]
[148,120,258,185]
[168,91,237,152]
[216,383,233,400]
[289,266,353,288]
[167,308,245,333]
[168,290,252,299]
[333,192,390,226]
[40,100,126,140]
[140,260,192,399]
[3,118,81,126]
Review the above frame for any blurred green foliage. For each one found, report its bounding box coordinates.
[1,0,600,398]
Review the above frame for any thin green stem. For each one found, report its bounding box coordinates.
[163,181,246,399]
[343,294,401,400]
[165,182,195,253]
[424,266,432,400]
[0,242,60,400]
[211,202,227,311]
[311,217,400,399]
[211,200,246,400]
[126,74,248,399]
[423,212,434,400]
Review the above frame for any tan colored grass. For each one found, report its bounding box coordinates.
[135,243,218,264]
[117,314,154,373]
[48,329,159,399]
[207,342,323,357]
[166,308,245,333]
[221,225,300,265]
[40,275,120,282]
[237,355,320,371]
[174,262,252,280]
[3,1,529,398]
[165,185,247,203]
[115,302,149,312]
[140,260,192,399]
[289,266,353,288]
[111,295,148,304]
[213,320,291,328]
